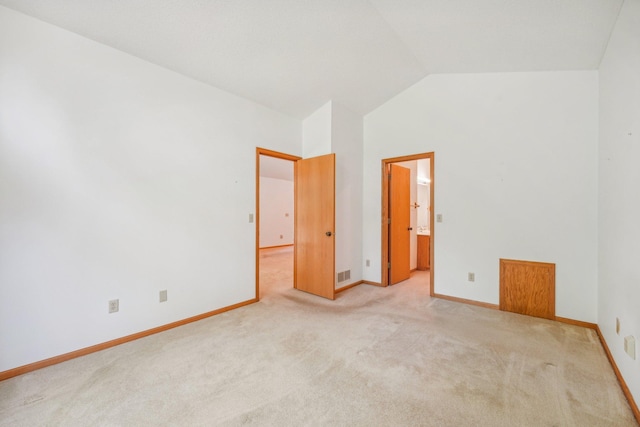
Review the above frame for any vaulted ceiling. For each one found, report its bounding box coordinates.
[0,0,624,118]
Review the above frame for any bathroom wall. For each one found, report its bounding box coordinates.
[417,159,430,233]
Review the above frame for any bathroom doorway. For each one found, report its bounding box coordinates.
[381,152,434,295]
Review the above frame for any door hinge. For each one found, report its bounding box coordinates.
[387,218,391,224]
[387,262,391,269]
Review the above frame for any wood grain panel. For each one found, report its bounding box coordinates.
[389,164,411,284]
[417,234,430,270]
[500,259,555,320]
[295,153,335,300]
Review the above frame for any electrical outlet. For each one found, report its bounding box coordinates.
[624,336,636,360]
[468,272,475,282]
[249,214,254,223]
[280,234,283,239]
[159,290,167,303]
[366,259,370,267]
[108,299,119,313]
[616,318,620,335]
[436,214,443,223]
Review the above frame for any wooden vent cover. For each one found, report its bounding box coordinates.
[499,259,555,320]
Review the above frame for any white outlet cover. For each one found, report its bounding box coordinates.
[624,336,636,360]
[108,299,119,313]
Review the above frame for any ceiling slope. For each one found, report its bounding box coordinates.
[0,0,623,118]
[369,0,623,74]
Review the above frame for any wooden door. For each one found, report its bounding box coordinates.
[500,259,555,320]
[295,154,335,300]
[389,164,411,285]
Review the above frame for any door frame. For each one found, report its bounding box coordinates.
[255,147,301,301]
[381,152,434,295]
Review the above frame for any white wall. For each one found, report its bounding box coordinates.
[598,0,640,405]
[259,177,294,248]
[364,71,599,322]
[0,6,301,372]
[302,102,332,158]
[331,102,363,285]
[301,101,363,287]
[417,159,430,232]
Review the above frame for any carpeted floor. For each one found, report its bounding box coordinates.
[0,247,636,426]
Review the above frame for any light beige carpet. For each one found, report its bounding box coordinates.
[0,247,636,426]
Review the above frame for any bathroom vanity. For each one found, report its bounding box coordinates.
[417,232,430,270]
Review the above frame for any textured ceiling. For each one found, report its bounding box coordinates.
[0,0,623,118]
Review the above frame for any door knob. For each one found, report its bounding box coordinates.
[408,227,413,231]
[326,231,332,236]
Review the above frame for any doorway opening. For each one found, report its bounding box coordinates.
[255,148,300,300]
[381,152,434,295]
[256,148,336,301]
